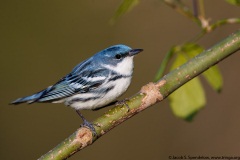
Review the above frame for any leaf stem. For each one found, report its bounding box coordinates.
[154,47,176,82]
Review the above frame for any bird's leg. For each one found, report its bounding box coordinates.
[76,110,97,136]
[115,98,130,112]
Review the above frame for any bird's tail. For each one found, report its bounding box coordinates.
[10,86,52,105]
[11,94,39,104]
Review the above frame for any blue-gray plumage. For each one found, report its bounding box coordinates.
[11,44,143,132]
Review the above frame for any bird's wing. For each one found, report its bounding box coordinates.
[38,68,109,102]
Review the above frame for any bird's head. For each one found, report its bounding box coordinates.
[95,44,143,75]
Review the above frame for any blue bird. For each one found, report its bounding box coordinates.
[11,44,143,133]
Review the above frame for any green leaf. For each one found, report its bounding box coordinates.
[110,0,139,24]
[226,0,240,6]
[169,77,206,121]
[181,43,204,57]
[159,43,223,120]
[202,66,223,92]
[154,43,204,82]
[169,51,206,121]
[182,43,223,92]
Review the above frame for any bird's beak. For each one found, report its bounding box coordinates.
[129,49,143,56]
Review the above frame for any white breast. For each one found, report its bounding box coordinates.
[67,76,132,110]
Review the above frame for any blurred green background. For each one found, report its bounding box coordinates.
[1,1,240,159]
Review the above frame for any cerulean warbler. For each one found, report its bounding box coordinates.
[11,44,143,132]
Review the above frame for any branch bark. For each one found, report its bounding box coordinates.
[39,30,240,160]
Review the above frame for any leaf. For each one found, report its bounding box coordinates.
[226,0,240,6]
[182,43,223,92]
[181,43,204,58]
[169,51,206,121]
[202,66,223,92]
[154,43,203,82]
[169,77,206,121]
[159,43,223,120]
[110,0,139,24]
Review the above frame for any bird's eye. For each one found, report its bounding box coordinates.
[115,54,122,59]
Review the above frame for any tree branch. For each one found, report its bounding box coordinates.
[39,30,240,160]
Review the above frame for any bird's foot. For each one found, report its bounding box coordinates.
[80,120,97,136]
[115,98,130,112]
[76,110,98,136]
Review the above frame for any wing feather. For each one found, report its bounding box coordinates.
[38,68,109,102]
